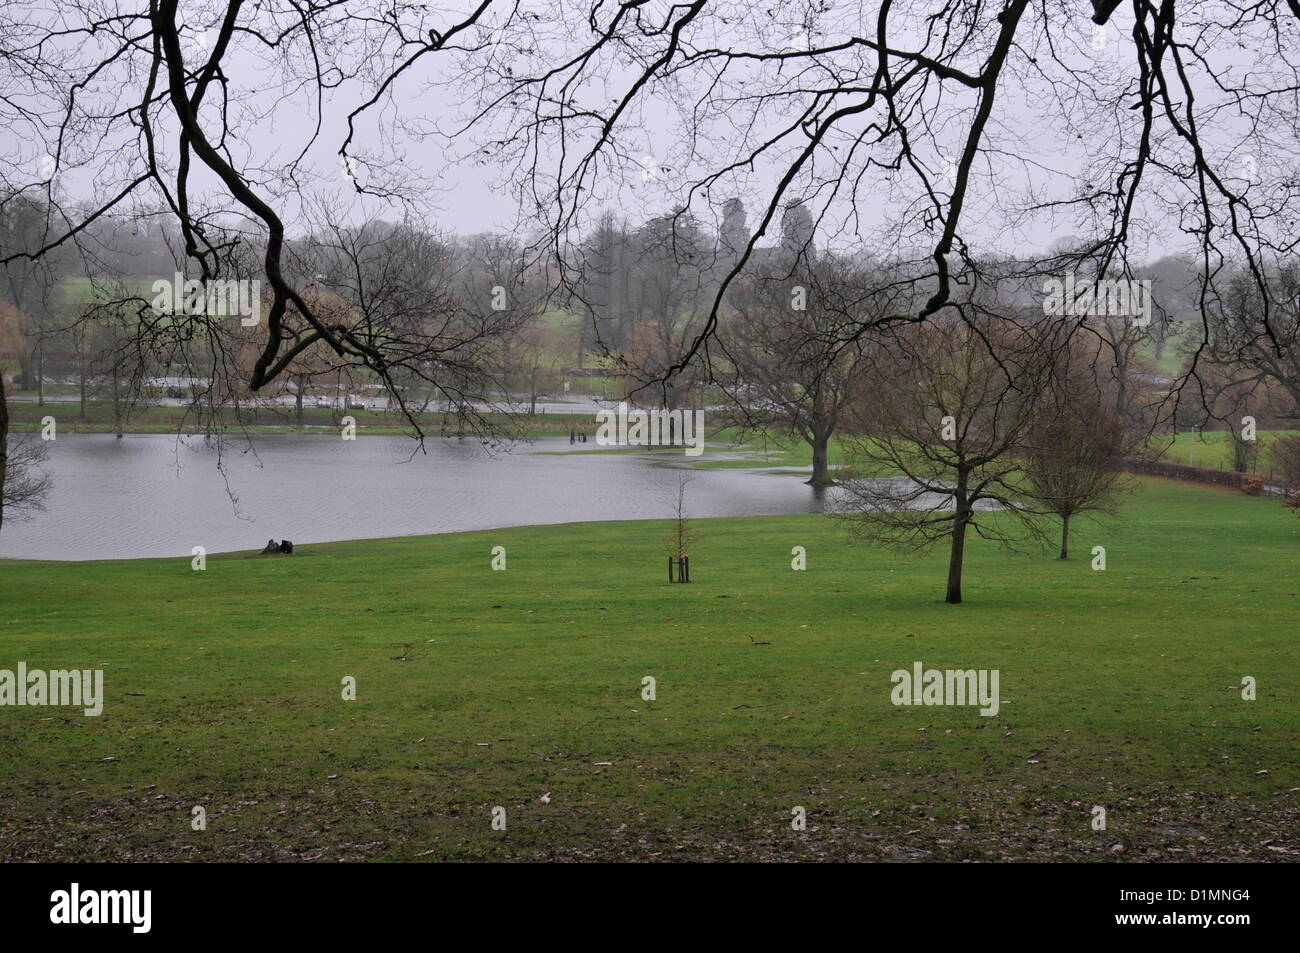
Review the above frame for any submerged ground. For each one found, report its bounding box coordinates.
[0,478,1295,861]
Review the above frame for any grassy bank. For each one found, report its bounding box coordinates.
[0,480,1296,861]
[540,427,854,473]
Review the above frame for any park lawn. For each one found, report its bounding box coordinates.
[0,479,1296,862]
[1155,429,1297,474]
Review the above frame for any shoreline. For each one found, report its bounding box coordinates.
[0,510,814,565]
[0,477,1251,565]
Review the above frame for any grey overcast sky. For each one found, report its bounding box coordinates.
[7,1,1284,267]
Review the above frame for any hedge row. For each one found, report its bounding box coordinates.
[1122,457,1249,489]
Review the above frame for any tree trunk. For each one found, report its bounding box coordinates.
[78,355,87,422]
[807,430,831,486]
[1059,514,1070,560]
[295,381,304,427]
[946,476,971,604]
[35,338,44,406]
[112,371,123,439]
[0,379,9,535]
[946,508,969,604]
[1113,356,1129,422]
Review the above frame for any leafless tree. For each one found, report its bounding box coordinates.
[280,212,541,441]
[725,251,907,485]
[83,290,155,438]
[1021,344,1135,558]
[1,1,1294,429]
[0,193,72,398]
[506,325,563,416]
[569,212,636,363]
[1,295,59,527]
[0,0,509,436]
[1204,264,1300,421]
[442,0,1300,413]
[1271,433,1300,492]
[275,287,349,426]
[835,312,1057,604]
[0,193,93,529]
[664,469,702,574]
[619,208,712,408]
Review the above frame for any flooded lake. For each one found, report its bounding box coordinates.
[0,433,827,561]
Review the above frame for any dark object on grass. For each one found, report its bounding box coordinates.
[260,539,294,555]
[279,540,293,554]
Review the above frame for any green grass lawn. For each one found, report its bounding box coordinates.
[1154,430,1296,476]
[0,479,1296,861]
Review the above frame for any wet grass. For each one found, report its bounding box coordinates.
[0,479,1296,861]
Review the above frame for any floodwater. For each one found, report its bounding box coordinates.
[0,433,828,561]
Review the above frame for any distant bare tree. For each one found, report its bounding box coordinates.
[0,0,508,437]
[84,292,154,439]
[0,297,35,529]
[1205,264,1300,421]
[507,325,562,416]
[1021,349,1134,559]
[277,288,348,426]
[1272,434,1300,494]
[6,1,1297,430]
[446,0,1300,416]
[0,193,70,397]
[725,252,905,486]
[1225,421,1259,475]
[620,209,711,409]
[294,214,538,442]
[836,314,1056,604]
